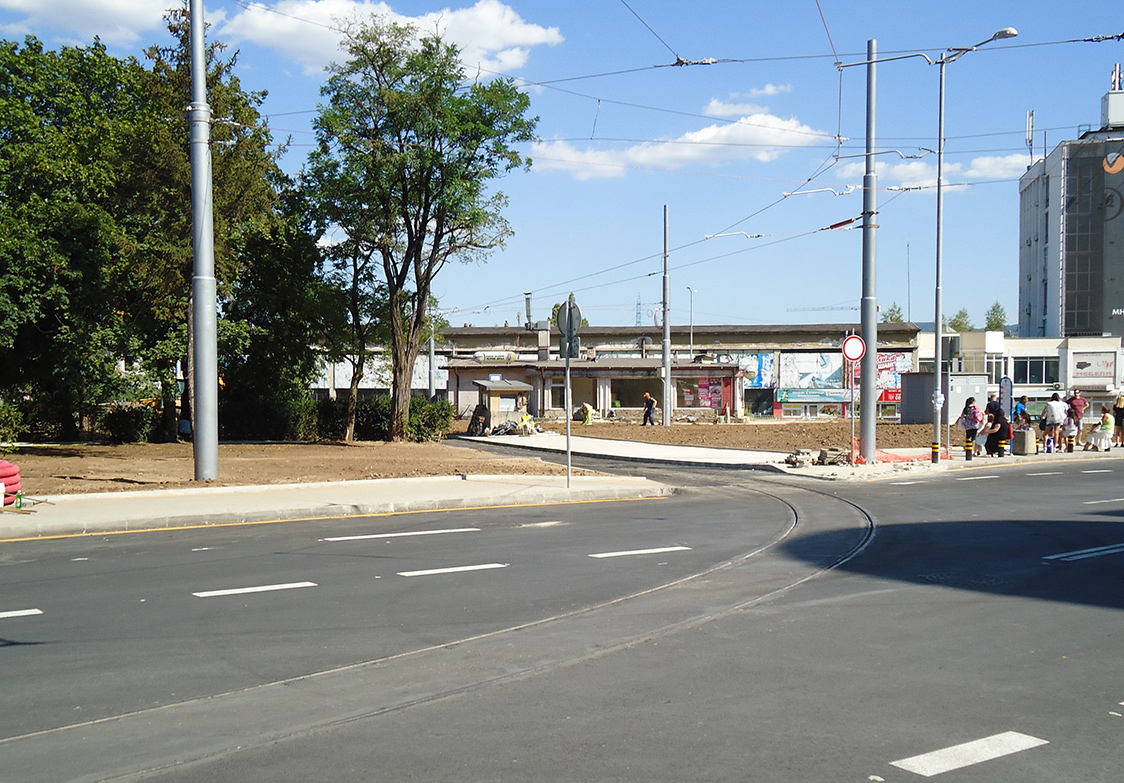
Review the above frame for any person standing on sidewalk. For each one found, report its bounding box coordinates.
[1067,389,1089,446]
[641,392,657,426]
[1042,393,1068,451]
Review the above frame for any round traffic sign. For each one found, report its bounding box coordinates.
[841,334,865,362]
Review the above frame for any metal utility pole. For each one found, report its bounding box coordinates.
[661,205,672,426]
[860,39,879,463]
[189,0,218,481]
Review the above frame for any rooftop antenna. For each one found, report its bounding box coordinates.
[1025,110,1035,162]
[1112,63,1122,91]
[635,294,642,326]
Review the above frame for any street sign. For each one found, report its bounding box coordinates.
[556,301,583,338]
[842,334,866,362]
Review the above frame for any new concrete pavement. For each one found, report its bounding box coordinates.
[3,431,1118,540]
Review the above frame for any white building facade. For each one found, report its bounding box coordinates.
[1019,65,1124,337]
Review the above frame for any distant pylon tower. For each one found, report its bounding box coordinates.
[635,295,642,326]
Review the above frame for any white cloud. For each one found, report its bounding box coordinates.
[0,0,168,46]
[963,153,1032,180]
[840,152,1032,190]
[745,84,792,98]
[704,98,769,117]
[218,0,562,77]
[533,113,830,180]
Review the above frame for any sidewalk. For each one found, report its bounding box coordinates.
[1,474,671,541]
[4,434,1119,540]
[467,430,1124,481]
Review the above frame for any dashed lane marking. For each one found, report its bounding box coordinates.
[956,475,1000,481]
[398,563,508,577]
[890,731,1048,777]
[1027,471,1063,476]
[193,581,317,598]
[1082,469,1113,474]
[323,527,479,542]
[1043,542,1124,562]
[1082,497,1124,505]
[0,608,43,620]
[589,546,691,559]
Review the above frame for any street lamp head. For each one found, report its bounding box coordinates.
[991,27,1019,41]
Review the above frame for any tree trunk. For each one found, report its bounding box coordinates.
[345,354,363,442]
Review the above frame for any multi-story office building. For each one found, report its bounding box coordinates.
[1019,65,1124,337]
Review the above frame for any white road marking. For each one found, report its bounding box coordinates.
[1082,469,1113,474]
[890,731,1048,777]
[1043,542,1124,562]
[71,557,88,561]
[1082,497,1124,505]
[589,546,691,559]
[891,481,923,485]
[398,563,508,577]
[323,527,479,542]
[956,475,1000,481]
[193,581,317,598]
[0,608,43,620]
[1027,471,1063,476]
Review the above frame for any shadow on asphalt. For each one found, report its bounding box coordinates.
[780,517,1124,610]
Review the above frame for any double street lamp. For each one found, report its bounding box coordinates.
[843,27,1017,465]
[930,27,1018,462]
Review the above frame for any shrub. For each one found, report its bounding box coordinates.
[0,399,28,452]
[99,404,158,444]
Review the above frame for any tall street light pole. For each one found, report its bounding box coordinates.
[931,27,1018,464]
[860,40,878,464]
[189,0,218,481]
[841,29,1017,467]
[686,286,696,358]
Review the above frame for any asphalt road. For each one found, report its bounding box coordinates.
[2,456,1122,782]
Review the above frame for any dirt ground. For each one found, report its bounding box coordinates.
[2,419,935,498]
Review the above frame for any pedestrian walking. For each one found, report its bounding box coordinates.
[641,392,657,426]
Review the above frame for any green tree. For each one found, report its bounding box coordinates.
[0,37,149,437]
[308,19,537,441]
[984,301,1008,332]
[121,8,282,439]
[948,308,974,332]
[219,180,330,440]
[881,302,904,323]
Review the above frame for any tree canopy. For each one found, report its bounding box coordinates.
[307,19,537,440]
[0,16,322,442]
[984,301,1008,332]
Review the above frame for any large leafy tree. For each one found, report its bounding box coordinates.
[121,8,281,439]
[220,180,330,440]
[0,37,149,437]
[307,19,537,441]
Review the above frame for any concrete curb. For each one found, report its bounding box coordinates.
[0,475,672,540]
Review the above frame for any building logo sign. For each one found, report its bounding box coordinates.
[1072,352,1117,380]
[1105,152,1124,175]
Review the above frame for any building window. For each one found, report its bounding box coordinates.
[985,354,1006,384]
[1012,357,1059,385]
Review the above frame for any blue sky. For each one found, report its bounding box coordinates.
[3,1,1122,330]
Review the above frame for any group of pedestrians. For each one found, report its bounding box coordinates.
[959,390,1124,456]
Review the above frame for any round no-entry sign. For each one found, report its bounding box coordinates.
[841,334,865,362]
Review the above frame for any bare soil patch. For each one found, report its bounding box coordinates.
[3,419,934,498]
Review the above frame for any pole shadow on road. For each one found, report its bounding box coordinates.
[780,515,1124,610]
